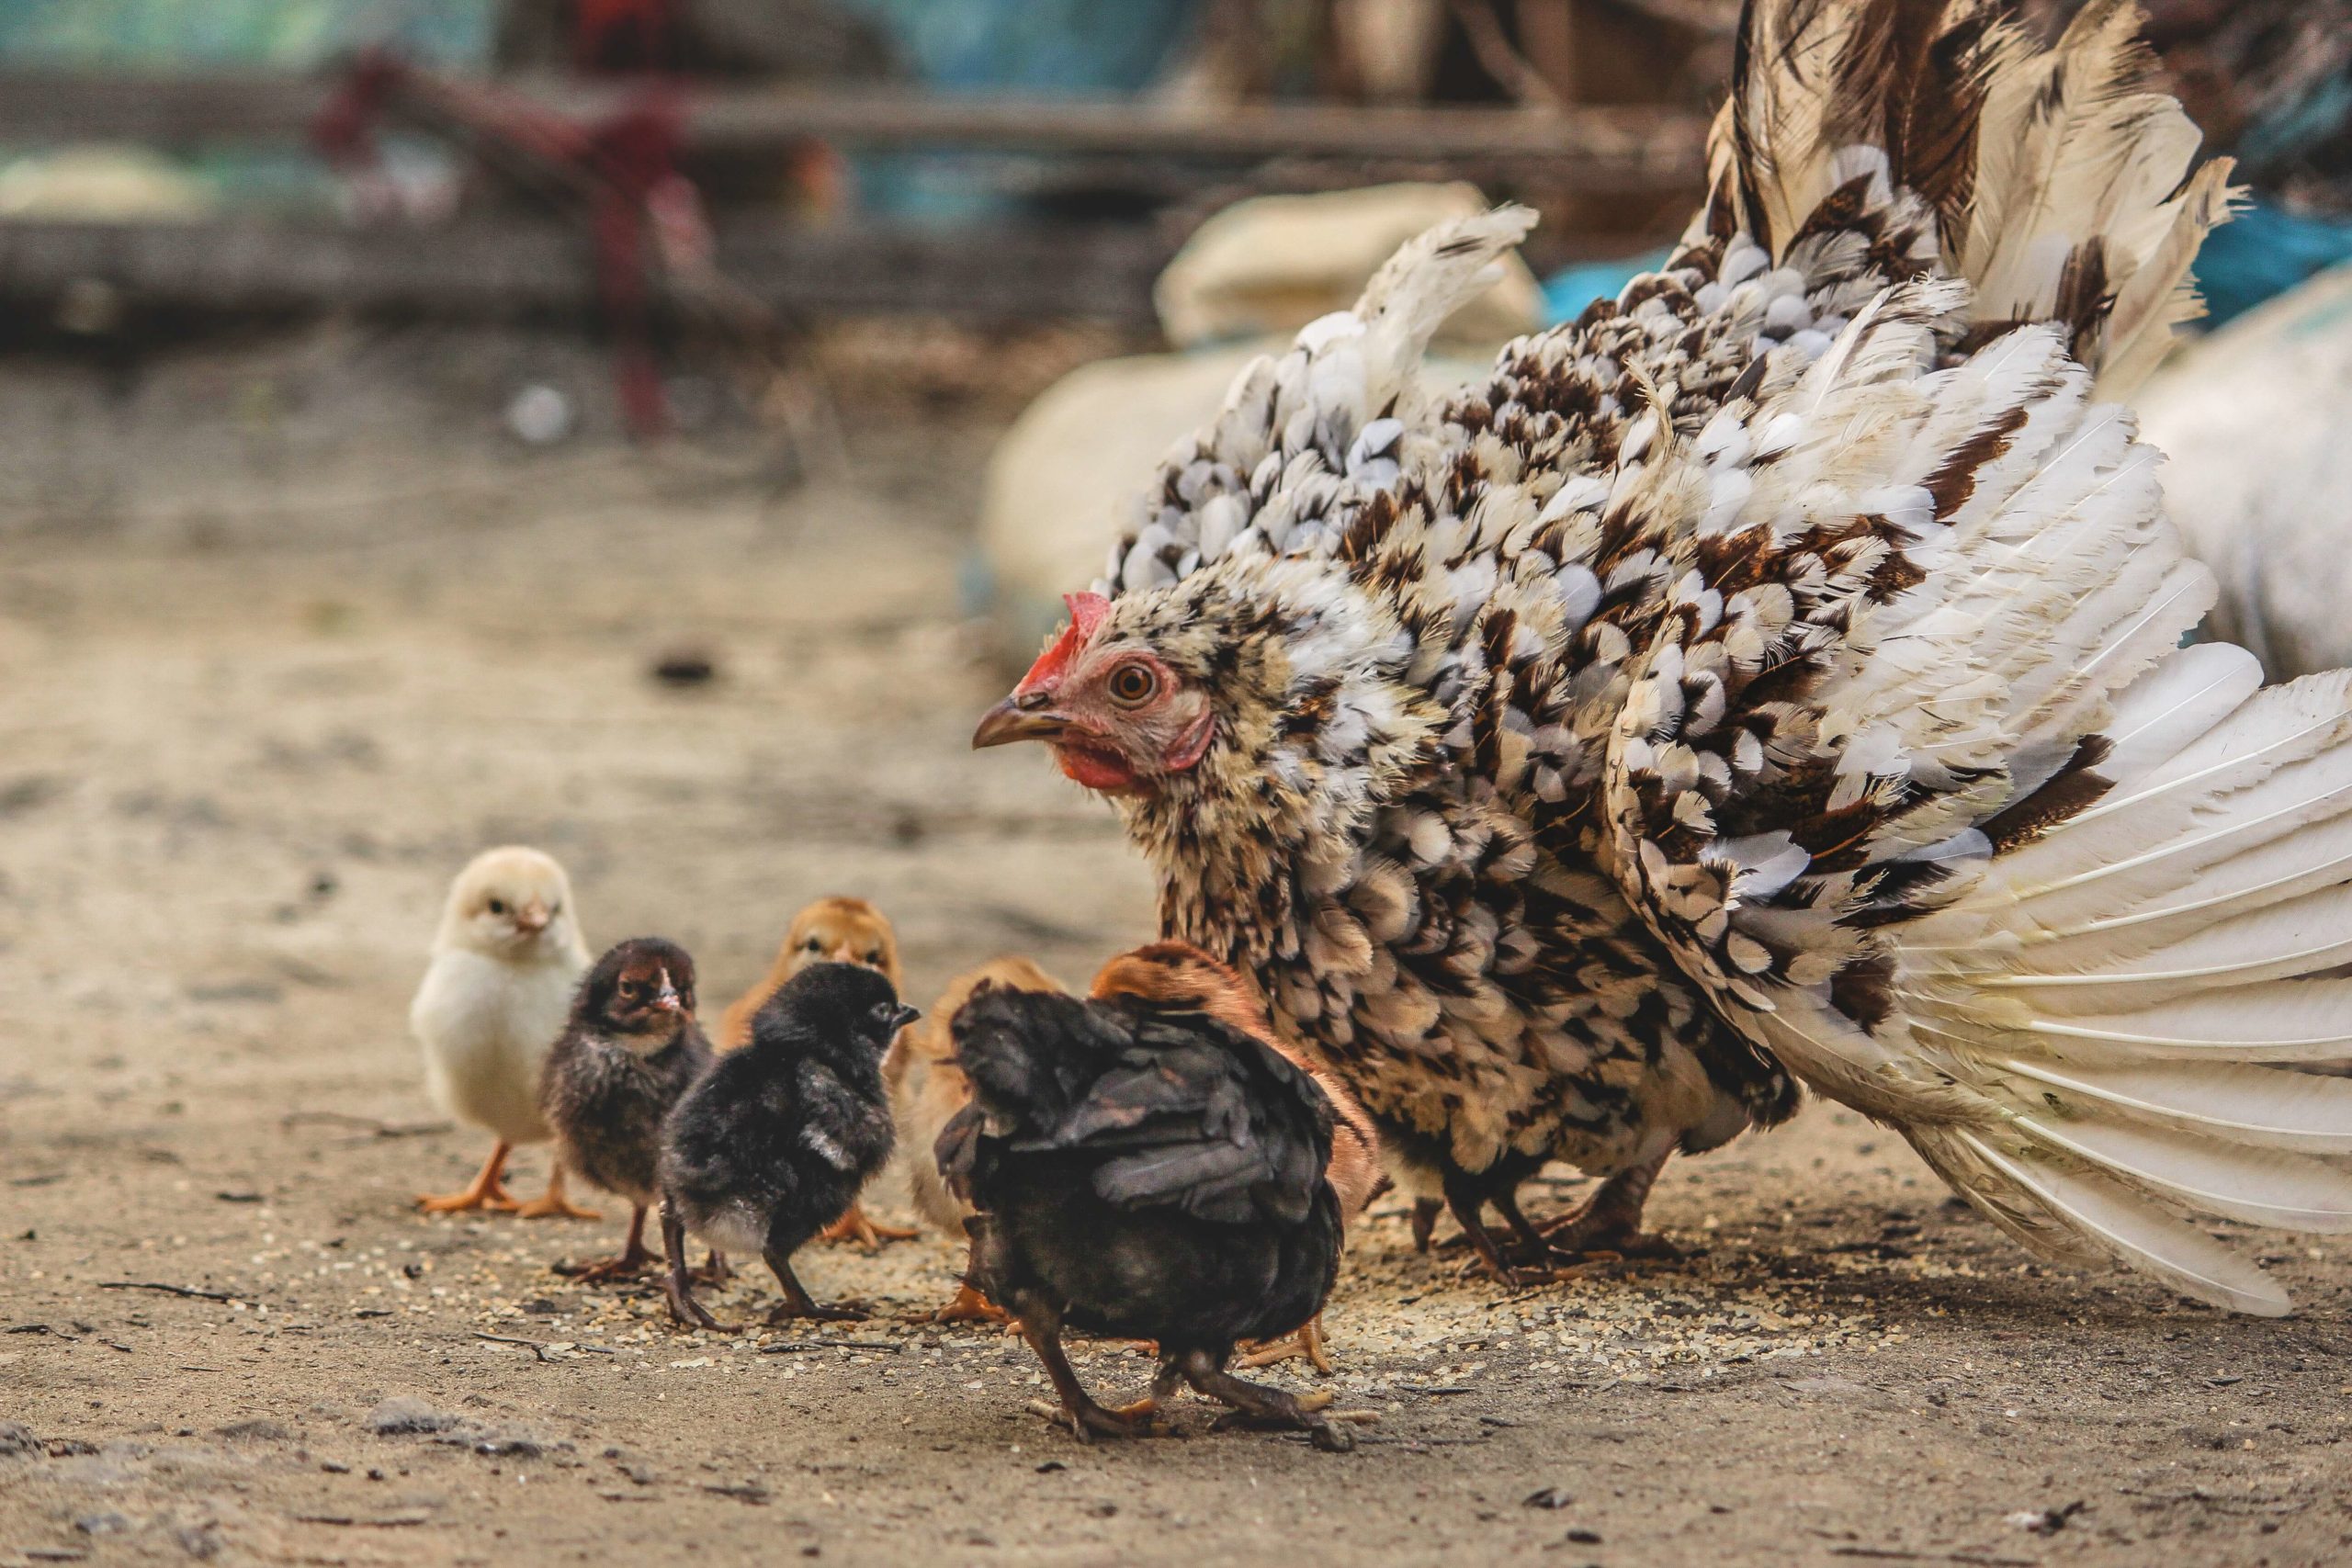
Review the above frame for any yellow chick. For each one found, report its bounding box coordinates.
[719,896,915,1247]
[409,847,596,1218]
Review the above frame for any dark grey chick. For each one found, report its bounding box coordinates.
[657,961,916,1330]
[540,937,715,1283]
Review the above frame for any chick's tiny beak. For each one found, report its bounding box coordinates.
[653,986,682,1013]
[888,1004,922,1034]
[514,901,550,934]
[972,693,1068,750]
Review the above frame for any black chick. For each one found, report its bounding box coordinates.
[940,982,1350,1451]
[539,937,715,1283]
[657,961,916,1330]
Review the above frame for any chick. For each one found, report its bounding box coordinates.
[1090,942,1383,1375]
[410,847,596,1218]
[941,964,1352,1450]
[888,956,1066,1322]
[719,896,916,1250]
[658,962,918,1330]
[540,938,715,1282]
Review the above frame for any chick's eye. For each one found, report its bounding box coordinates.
[487,899,507,917]
[803,937,825,953]
[1107,661,1159,707]
[864,951,883,965]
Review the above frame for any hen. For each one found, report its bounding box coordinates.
[978,0,2352,1311]
[941,975,1351,1450]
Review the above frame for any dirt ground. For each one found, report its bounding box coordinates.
[1,330,2347,1568]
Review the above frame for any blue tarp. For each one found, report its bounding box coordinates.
[0,0,494,69]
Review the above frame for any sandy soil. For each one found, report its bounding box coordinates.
[1,334,2347,1568]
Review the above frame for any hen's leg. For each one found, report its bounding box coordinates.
[1179,1348,1351,1453]
[1539,1151,1682,1258]
[1236,1314,1333,1376]
[761,1247,867,1324]
[415,1140,520,1213]
[1012,1298,1162,1440]
[1408,1198,1443,1253]
[817,1201,919,1249]
[553,1202,657,1282]
[514,1159,602,1221]
[660,1205,732,1333]
[1441,1176,1537,1286]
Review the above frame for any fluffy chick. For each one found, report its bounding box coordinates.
[1090,942,1382,1374]
[941,973,1351,1450]
[410,847,595,1218]
[718,897,903,1048]
[540,938,715,1282]
[658,962,918,1330]
[888,956,1066,1321]
[720,896,915,1250]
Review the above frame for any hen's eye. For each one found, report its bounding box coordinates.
[1107,662,1159,707]
[488,899,507,917]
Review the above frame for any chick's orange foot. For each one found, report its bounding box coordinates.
[514,1165,601,1222]
[415,1141,521,1213]
[1236,1314,1333,1376]
[931,1283,1009,1324]
[817,1203,918,1249]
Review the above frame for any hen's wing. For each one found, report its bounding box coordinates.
[950,987,1334,1227]
[1600,274,2352,1314]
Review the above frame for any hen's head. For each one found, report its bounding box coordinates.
[970,591,1216,795]
[972,560,1434,833]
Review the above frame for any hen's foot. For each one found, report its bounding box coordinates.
[1023,1397,1170,1441]
[931,1283,1008,1325]
[1236,1315,1333,1376]
[1534,1152,1680,1260]
[817,1203,918,1250]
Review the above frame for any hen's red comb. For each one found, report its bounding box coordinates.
[1016,592,1110,694]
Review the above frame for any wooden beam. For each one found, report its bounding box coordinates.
[0,73,1710,190]
[0,216,1176,326]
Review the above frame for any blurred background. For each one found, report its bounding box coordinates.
[0,0,2349,1028]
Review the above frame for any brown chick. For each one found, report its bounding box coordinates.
[888,955,1067,1322]
[718,897,917,1248]
[1090,942,1383,1375]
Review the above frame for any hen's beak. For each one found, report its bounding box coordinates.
[972,694,1069,750]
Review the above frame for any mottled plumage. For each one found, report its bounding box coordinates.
[981,1,2352,1312]
[941,983,1349,1448]
[657,962,916,1328]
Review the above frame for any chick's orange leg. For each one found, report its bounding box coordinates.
[514,1159,602,1222]
[416,1140,522,1213]
[1236,1314,1333,1376]
[553,1202,658,1283]
[817,1202,918,1249]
